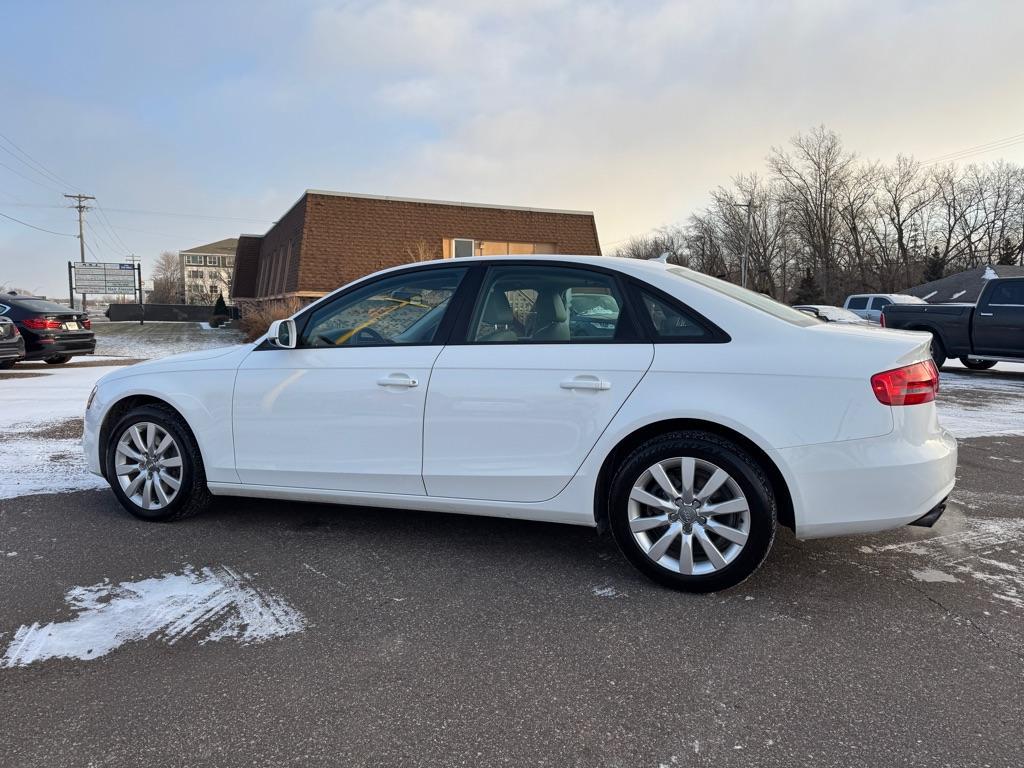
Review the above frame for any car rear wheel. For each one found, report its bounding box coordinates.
[105,404,212,522]
[608,431,776,593]
[959,357,997,370]
[929,334,947,368]
[44,355,71,365]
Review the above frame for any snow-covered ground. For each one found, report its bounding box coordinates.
[937,359,1024,438]
[0,364,123,498]
[92,321,244,358]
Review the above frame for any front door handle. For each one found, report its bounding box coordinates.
[979,312,994,317]
[377,374,419,388]
[560,376,611,391]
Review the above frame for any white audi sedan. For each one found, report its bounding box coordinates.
[84,256,957,592]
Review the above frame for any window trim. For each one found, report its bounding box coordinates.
[452,238,476,259]
[255,262,477,351]
[449,261,645,346]
[625,279,731,344]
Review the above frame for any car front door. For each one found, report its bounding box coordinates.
[972,280,1024,357]
[868,297,891,323]
[232,265,469,493]
[422,263,654,503]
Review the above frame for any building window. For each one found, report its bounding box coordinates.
[207,255,223,266]
[184,254,204,265]
[452,238,475,258]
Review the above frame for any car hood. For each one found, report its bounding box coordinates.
[98,344,253,383]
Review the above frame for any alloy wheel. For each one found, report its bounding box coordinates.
[114,421,184,511]
[628,457,751,576]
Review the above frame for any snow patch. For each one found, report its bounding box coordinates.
[0,436,107,499]
[592,585,625,599]
[982,265,998,281]
[910,568,960,583]
[1,565,305,667]
[921,291,937,301]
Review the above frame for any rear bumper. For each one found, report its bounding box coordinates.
[23,336,96,360]
[781,426,957,539]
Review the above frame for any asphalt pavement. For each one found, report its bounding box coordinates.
[1,435,1022,767]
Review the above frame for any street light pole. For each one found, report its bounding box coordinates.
[730,199,757,289]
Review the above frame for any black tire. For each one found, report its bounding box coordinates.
[0,360,15,370]
[929,334,947,368]
[608,430,777,593]
[44,355,71,365]
[959,357,997,371]
[104,404,212,522]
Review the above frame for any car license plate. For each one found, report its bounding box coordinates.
[64,321,81,330]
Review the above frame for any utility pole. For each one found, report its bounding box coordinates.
[730,198,757,289]
[64,193,95,310]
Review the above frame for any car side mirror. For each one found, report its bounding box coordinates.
[267,318,297,349]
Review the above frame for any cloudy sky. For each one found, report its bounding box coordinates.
[2,0,1023,297]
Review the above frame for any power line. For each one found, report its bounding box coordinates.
[0,130,82,191]
[922,131,1024,166]
[0,210,77,237]
[0,158,65,193]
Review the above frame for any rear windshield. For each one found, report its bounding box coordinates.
[12,299,76,314]
[666,267,819,327]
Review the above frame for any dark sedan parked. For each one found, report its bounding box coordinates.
[0,317,25,368]
[0,294,95,365]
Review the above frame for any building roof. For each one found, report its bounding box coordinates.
[180,238,239,256]
[904,264,1024,303]
[304,190,593,216]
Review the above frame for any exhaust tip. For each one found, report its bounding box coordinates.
[909,498,947,528]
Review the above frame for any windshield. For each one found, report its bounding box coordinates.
[666,267,819,326]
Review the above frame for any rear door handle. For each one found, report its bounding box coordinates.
[377,374,418,388]
[560,375,611,391]
[979,312,994,317]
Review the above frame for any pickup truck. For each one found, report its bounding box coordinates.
[881,277,1024,369]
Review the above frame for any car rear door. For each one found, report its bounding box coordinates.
[972,280,1024,357]
[422,262,654,503]
[232,265,469,493]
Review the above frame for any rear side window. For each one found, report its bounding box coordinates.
[468,265,627,343]
[870,297,892,310]
[666,267,817,327]
[987,281,1024,306]
[846,296,868,310]
[639,291,709,339]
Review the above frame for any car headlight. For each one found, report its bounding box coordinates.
[86,386,97,411]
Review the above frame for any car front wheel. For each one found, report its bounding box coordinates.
[44,355,71,364]
[608,431,777,593]
[105,404,212,521]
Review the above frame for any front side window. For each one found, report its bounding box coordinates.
[301,268,466,347]
[469,266,624,343]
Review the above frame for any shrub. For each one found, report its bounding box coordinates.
[237,298,303,342]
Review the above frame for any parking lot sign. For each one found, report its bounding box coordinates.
[71,261,138,293]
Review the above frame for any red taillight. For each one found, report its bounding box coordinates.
[871,360,939,406]
[82,317,92,329]
[21,317,62,330]
[879,312,886,328]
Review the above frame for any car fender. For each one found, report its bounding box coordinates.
[91,368,240,484]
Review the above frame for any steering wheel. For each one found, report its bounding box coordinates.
[352,327,389,345]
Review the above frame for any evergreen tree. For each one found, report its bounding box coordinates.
[792,268,822,304]
[997,237,1019,266]
[922,246,945,283]
[213,293,228,316]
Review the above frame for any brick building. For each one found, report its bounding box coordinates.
[230,190,601,302]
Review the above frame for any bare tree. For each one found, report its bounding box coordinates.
[149,251,183,304]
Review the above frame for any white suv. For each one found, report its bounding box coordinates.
[844,293,925,323]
